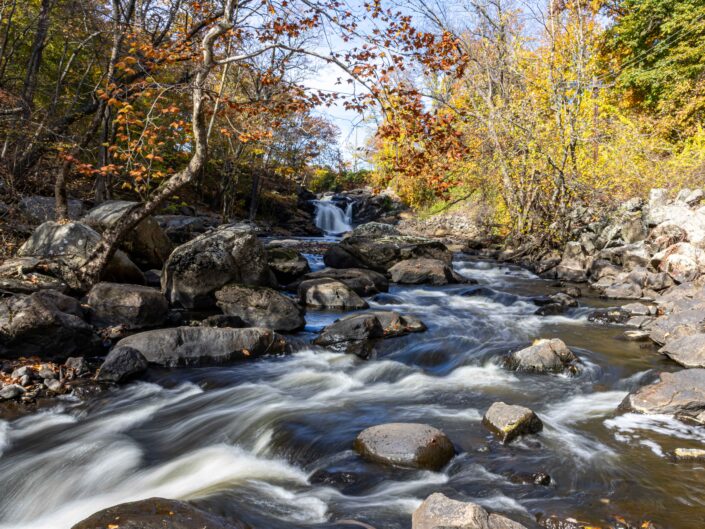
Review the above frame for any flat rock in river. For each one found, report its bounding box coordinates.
[482,402,543,444]
[620,369,705,415]
[354,423,455,470]
[215,284,305,332]
[115,326,289,367]
[87,282,168,329]
[412,492,528,529]
[71,497,245,529]
[388,258,466,285]
[290,267,389,296]
[659,334,705,368]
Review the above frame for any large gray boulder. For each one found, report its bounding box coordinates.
[412,493,528,529]
[154,214,218,244]
[389,258,465,285]
[647,203,705,247]
[266,247,310,284]
[504,338,580,375]
[482,402,543,444]
[314,310,426,357]
[620,369,705,415]
[659,334,705,368]
[71,497,244,529]
[87,282,168,329]
[19,195,83,223]
[346,221,401,238]
[0,257,68,294]
[161,224,275,309]
[646,308,705,345]
[290,267,388,296]
[17,221,144,286]
[555,242,590,282]
[298,278,368,310]
[116,326,289,367]
[0,290,99,359]
[324,235,452,273]
[354,423,455,470]
[215,284,304,332]
[82,201,172,268]
[647,222,688,252]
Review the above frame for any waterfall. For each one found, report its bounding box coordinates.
[313,197,353,235]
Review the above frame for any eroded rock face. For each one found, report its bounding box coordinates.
[215,284,304,332]
[298,278,368,310]
[115,326,289,366]
[620,369,705,415]
[324,235,452,273]
[659,334,705,368]
[71,497,244,529]
[504,338,580,375]
[482,402,543,444]
[17,221,144,287]
[87,282,168,329]
[83,200,172,269]
[354,423,455,470]
[290,267,389,296]
[313,310,426,357]
[389,258,465,285]
[96,346,148,383]
[0,290,99,359]
[267,247,311,285]
[161,224,274,309]
[412,493,528,529]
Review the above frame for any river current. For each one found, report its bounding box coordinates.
[0,253,704,529]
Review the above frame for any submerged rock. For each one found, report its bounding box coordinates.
[482,402,543,444]
[298,278,368,310]
[71,497,244,529]
[161,224,274,309]
[504,339,580,375]
[0,290,100,359]
[291,267,388,296]
[620,369,705,415]
[354,423,455,470]
[87,282,168,330]
[388,258,466,285]
[412,493,528,529]
[215,284,305,332]
[115,326,289,367]
[96,346,148,383]
[314,311,426,357]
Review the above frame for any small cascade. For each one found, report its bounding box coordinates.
[313,197,353,235]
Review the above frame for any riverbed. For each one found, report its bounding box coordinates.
[0,253,703,529]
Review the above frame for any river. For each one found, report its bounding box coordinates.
[0,251,703,529]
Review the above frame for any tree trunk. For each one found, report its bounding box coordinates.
[22,0,54,111]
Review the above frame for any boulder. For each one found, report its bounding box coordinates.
[504,338,580,375]
[674,448,705,461]
[71,497,243,529]
[588,308,630,325]
[298,278,368,310]
[555,242,589,282]
[389,258,465,285]
[0,290,99,359]
[534,293,578,316]
[267,247,310,284]
[115,326,289,366]
[482,402,544,444]
[161,224,274,309]
[17,221,144,287]
[314,311,426,357]
[659,334,705,368]
[620,369,705,415]
[412,493,528,529]
[347,221,401,238]
[324,235,452,273]
[651,242,705,283]
[588,259,621,281]
[0,257,68,294]
[602,281,643,300]
[87,282,168,329]
[215,284,304,332]
[646,308,705,345]
[354,423,454,470]
[96,346,149,383]
[19,195,83,223]
[290,268,388,296]
[647,223,688,252]
[647,203,705,247]
[154,214,217,244]
[83,201,172,268]
[685,189,705,207]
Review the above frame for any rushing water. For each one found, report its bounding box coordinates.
[313,198,354,235]
[1,254,704,529]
